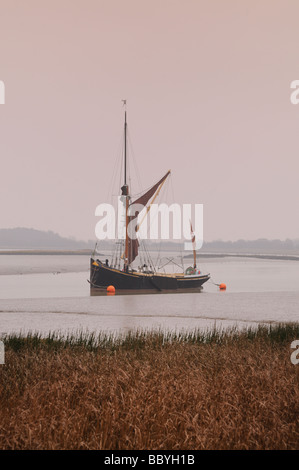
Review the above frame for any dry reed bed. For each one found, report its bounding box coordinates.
[0,324,298,450]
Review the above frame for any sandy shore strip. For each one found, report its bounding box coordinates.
[0,250,298,276]
[0,254,92,275]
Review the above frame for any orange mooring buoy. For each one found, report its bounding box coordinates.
[107,285,115,295]
[219,283,227,291]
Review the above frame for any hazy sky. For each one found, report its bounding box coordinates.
[0,0,298,242]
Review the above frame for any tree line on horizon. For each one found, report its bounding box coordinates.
[0,227,298,253]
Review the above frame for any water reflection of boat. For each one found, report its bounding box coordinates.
[89,105,210,295]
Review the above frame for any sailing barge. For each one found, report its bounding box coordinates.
[90,106,210,295]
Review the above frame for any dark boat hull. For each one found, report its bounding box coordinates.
[90,259,210,295]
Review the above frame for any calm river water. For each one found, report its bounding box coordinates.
[0,254,298,336]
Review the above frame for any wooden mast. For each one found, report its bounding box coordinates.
[121,101,129,269]
[124,106,127,186]
[190,221,197,269]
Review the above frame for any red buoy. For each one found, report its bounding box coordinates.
[107,285,115,295]
[219,283,226,290]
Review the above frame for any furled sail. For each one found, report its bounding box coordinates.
[190,221,197,269]
[126,170,171,264]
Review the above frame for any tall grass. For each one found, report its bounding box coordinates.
[3,322,299,351]
[0,323,298,450]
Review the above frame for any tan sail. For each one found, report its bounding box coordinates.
[126,170,171,264]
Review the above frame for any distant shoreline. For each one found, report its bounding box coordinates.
[0,249,298,262]
[0,249,93,255]
[188,252,299,261]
